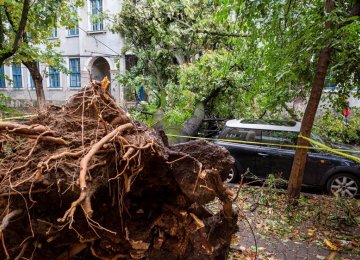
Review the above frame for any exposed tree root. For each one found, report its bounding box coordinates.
[0,80,237,259]
[0,122,51,134]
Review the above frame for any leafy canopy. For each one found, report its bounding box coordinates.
[113,0,360,126]
[1,0,83,69]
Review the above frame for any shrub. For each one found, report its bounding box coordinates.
[314,109,360,145]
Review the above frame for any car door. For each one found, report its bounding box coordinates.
[253,146,283,178]
[258,147,295,180]
[259,134,337,186]
[224,142,260,175]
[217,127,260,175]
[236,129,277,178]
[303,150,337,186]
[254,130,298,180]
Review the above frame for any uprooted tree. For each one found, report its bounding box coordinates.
[0,79,237,259]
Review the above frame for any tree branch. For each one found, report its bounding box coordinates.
[4,7,15,30]
[0,0,31,65]
[338,1,360,28]
[172,17,248,38]
[195,29,248,38]
[0,7,4,49]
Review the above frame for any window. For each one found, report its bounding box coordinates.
[90,0,103,31]
[219,127,298,147]
[12,64,22,88]
[69,58,80,87]
[48,66,60,88]
[261,130,298,146]
[219,127,261,142]
[0,65,5,88]
[30,76,35,89]
[68,6,79,36]
[68,26,79,36]
[51,28,58,38]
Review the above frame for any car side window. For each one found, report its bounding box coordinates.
[219,127,261,142]
[261,130,298,148]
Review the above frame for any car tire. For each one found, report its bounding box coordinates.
[226,164,239,183]
[326,173,360,198]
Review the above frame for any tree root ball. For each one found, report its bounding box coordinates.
[0,79,237,259]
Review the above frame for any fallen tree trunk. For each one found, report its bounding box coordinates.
[0,79,237,259]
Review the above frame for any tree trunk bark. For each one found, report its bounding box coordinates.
[179,87,223,140]
[181,102,205,138]
[287,47,331,201]
[0,6,4,50]
[287,0,334,202]
[23,61,46,110]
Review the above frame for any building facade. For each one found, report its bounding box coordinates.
[0,0,127,107]
[0,1,358,111]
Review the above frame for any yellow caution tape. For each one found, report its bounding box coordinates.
[1,115,359,161]
[166,134,360,157]
[167,134,313,149]
[0,114,36,121]
[299,134,360,163]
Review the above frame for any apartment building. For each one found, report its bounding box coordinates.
[0,0,127,107]
[0,1,358,111]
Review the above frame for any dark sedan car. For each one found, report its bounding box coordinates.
[215,119,360,198]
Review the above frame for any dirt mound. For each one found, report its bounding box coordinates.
[0,79,237,259]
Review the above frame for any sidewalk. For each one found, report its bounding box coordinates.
[215,184,360,259]
[231,219,359,259]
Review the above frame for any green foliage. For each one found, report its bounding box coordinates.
[127,101,158,125]
[164,85,196,125]
[0,93,21,118]
[114,0,360,128]
[0,93,11,111]
[1,0,83,67]
[314,109,360,144]
[113,0,200,96]
[113,0,235,125]
[215,0,359,120]
[176,50,255,118]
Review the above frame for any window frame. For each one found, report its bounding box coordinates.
[219,127,298,148]
[48,66,61,88]
[0,65,6,88]
[50,28,58,38]
[68,26,79,36]
[260,130,298,147]
[69,58,81,88]
[90,0,104,31]
[68,6,79,36]
[219,127,261,142]
[12,63,22,89]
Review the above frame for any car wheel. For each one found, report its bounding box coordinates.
[226,165,239,183]
[326,173,359,199]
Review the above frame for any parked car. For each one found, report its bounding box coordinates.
[215,119,360,198]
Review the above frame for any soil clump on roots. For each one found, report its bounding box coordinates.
[0,79,237,259]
